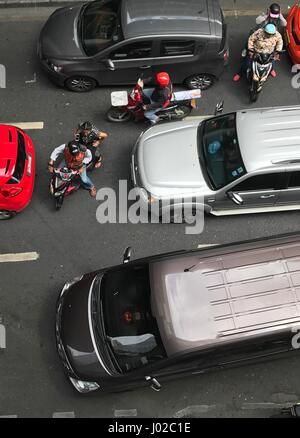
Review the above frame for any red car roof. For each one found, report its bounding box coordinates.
[0,125,18,185]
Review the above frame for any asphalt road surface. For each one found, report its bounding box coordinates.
[0,7,300,418]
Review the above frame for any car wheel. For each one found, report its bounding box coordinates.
[0,210,16,220]
[185,74,215,90]
[65,76,97,92]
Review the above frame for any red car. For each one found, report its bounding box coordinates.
[286,3,300,65]
[0,125,35,219]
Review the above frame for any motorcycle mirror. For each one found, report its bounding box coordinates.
[106,59,115,71]
[123,246,132,264]
[214,100,224,116]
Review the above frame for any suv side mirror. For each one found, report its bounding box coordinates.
[145,376,162,392]
[227,191,244,205]
[106,59,115,71]
[123,246,132,264]
[214,100,224,116]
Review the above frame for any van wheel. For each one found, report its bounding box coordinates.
[0,210,16,220]
[185,74,215,90]
[65,76,97,92]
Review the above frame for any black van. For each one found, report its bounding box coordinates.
[38,0,229,92]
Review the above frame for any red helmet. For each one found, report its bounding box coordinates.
[156,72,170,86]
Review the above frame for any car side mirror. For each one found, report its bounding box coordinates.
[145,376,162,392]
[106,59,115,71]
[227,191,244,205]
[123,246,132,264]
[214,100,224,116]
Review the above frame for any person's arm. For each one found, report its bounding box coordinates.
[255,13,267,25]
[247,31,257,51]
[49,144,65,162]
[275,33,284,52]
[83,149,92,164]
[279,13,287,27]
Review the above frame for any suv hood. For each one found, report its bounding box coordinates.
[137,121,212,197]
[40,5,84,59]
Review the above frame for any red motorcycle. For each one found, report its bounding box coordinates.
[106,79,201,123]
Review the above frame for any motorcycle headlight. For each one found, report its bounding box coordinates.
[69,377,100,393]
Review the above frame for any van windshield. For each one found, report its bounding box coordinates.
[79,0,122,56]
[93,264,166,373]
[198,113,247,190]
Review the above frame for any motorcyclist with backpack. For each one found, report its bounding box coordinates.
[48,141,97,197]
[75,121,108,169]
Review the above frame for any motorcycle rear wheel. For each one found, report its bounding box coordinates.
[106,107,132,123]
[170,105,192,120]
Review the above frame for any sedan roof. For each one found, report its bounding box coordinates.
[236,106,300,172]
[121,0,215,39]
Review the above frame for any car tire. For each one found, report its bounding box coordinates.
[65,76,97,92]
[184,74,215,90]
[0,210,16,220]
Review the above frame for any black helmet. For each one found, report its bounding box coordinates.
[78,121,93,131]
[269,3,280,16]
[67,141,81,156]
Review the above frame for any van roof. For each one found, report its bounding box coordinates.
[150,237,300,356]
[237,106,300,172]
[121,0,221,39]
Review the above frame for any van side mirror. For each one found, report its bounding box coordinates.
[106,59,115,71]
[227,191,244,205]
[214,100,224,116]
[123,246,132,264]
[145,376,162,392]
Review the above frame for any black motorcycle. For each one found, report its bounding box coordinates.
[247,51,276,102]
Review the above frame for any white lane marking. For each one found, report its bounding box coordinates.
[185,115,212,121]
[52,412,75,418]
[0,415,18,418]
[1,122,44,130]
[197,244,218,249]
[25,73,37,84]
[114,409,138,417]
[173,405,218,417]
[0,252,39,263]
[242,402,297,410]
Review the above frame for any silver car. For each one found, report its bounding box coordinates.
[131,105,300,218]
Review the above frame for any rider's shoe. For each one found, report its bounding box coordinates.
[233,74,241,82]
[270,69,277,78]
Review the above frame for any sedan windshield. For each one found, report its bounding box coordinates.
[79,0,122,56]
[198,113,247,190]
[93,264,166,373]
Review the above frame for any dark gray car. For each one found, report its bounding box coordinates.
[38,0,229,92]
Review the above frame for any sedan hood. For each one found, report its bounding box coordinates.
[40,5,84,59]
[137,121,211,197]
[60,276,109,379]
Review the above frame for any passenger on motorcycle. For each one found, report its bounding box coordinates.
[48,141,97,197]
[233,23,283,82]
[141,72,173,125]
[75,121,108,169]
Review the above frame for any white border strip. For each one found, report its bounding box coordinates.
[0,252,39,263]
[1,122,44,130]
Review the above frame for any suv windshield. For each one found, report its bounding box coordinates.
[198,113,247,190]
[92,264,166,373]
[79,0,122,56]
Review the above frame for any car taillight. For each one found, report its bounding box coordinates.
[123,311,133,323]
[0,187,22,197]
